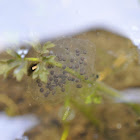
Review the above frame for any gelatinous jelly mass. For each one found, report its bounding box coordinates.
[28,38,96,103]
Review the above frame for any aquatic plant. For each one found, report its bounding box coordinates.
[0,38,140,140]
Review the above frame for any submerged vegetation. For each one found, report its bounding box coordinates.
[0,34,140,140]
[0,38,120,101]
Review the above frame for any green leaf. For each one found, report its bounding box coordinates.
[42,49,49,54]
[32,63,49,83]
[39,70,49,83]
[46,55,56,60]
[26,40,55,54]
[26,40,41,53]
[93,96,102,104]
[41,42,55,54]
[48,55,56,60]
[13,61,28,81]
[6,49,21,58]
[43,41,55,49]
[1,59,21,78]
[85,96,92,104]
[43,56,56,63]
[0,63,8,75]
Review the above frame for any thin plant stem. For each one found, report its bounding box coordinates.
[60,124,69,140]
[24,57,122,98]
[25,57,140,115]
[24,57,40,62]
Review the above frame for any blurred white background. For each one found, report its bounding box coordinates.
[0,0,140,139]
[0,0,140,49]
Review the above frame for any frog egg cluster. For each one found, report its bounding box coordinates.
[29,38,97,102]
